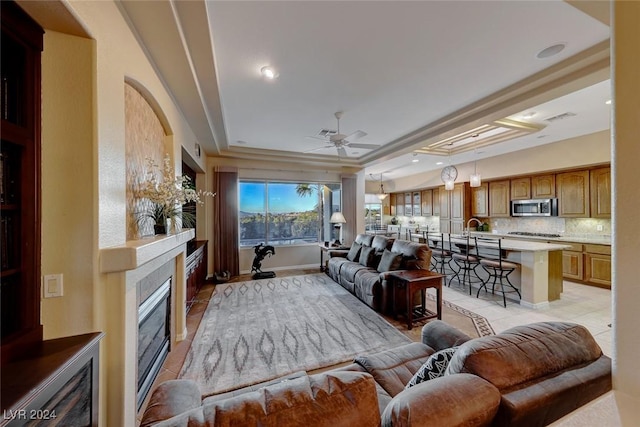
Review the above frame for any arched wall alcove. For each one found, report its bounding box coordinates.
[124,79,174,239]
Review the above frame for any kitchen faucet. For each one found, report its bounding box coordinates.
[466,218,482,236]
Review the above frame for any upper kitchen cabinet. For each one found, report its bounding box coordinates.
[471,182,489,217]
[420,189,433,216]
[440,183,471,233]
[590,167,611,219]
[389,193,396,216]
[531,174,556,198]
[488,180,510,217]
[510,177,531,200]
[404,192,413,217]
[432,188,440,216]
[557,170,590,217]
[412,191,421,216]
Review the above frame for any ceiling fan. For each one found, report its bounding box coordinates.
[306,111,380,157]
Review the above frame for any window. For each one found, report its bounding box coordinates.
[365,203,382,232]
[239,181,341,247]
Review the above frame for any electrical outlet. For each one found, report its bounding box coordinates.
[43,274,64,298]
[596,224,604,231]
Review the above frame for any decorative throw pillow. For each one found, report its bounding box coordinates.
[405,347,458,389]
[347,242,363,262]
[359,246,376,267]
[377,249,403,272]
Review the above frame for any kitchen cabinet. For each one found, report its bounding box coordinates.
[510,177,531,200]
[471,182,489,217]
[584,244,611,288]
[561,242,611,289]
[404,192,412,216]
[590,167,611,219]
[432,188,440,216]
[394,193,404,216]
[557,170,590,217]
[420,189,433,216]
[531,174,556,198]
[412,191,421,216]
[489,180,511,217]
[440,183,471,233]
[389,193,397,216]
[562,243,584,281]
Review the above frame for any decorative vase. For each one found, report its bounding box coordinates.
[154,223,166,235]
[166,217,182,235]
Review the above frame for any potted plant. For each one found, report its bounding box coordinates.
[135,155,214,235]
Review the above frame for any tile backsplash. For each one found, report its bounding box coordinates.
[383,215,611,239]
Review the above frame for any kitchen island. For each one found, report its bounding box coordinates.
[430,234,571,308]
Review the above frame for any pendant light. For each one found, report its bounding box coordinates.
[444,148,455,191]
[469,136,482,187]
[376,173,388,200]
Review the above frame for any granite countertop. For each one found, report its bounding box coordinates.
[433,233,571,252]
[469,231,611,246]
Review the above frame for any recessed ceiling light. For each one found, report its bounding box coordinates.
[436,161,444,165]
[536,43,566,59]
[605,99,612,105]
[412,159,419,163]
[260,66,279,79]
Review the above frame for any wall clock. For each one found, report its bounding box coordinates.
[440,165,458,183]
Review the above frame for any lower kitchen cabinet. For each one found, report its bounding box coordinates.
[562,243,611,289]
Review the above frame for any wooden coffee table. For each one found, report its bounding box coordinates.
[388,269,444,330]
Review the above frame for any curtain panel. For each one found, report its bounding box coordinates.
[341,175,357,245]
[213,167,240,276]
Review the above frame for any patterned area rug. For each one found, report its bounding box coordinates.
[179,273,493,395]
[179,273,411,395]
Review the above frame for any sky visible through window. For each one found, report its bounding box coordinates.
[239,182,317,213]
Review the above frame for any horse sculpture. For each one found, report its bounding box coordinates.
[251,243,276,279]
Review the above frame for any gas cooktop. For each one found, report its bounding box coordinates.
[508,231,562,238]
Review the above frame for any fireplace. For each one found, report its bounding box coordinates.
[137,278,171,409]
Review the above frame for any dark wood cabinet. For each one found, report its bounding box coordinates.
[1,0,44,364]
[186,241,208,310]
[1,333,103,426]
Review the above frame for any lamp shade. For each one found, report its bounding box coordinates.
[444,180,455,191]
[330,212,346,224]
[470,173,482,187]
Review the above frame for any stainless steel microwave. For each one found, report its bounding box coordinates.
[511,198,558,217]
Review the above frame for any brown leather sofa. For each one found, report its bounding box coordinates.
[327,234,431,313]
[141,320,611,427]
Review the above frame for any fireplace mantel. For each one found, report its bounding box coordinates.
[99,229,195,273]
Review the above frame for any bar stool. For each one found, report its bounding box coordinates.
[477,238,521,307]
[450,235,484,295]
[427,232,452,276]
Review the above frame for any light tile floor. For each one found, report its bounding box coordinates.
[441,279,612,356]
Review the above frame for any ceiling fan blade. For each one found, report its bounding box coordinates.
[345,130,367,141]
[337,147,348,157]
[347,143,381,150]
[306,136,329,142]
[304,146,334,153]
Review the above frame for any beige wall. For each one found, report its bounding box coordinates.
[40,31,95,340]
[612,0,640,416]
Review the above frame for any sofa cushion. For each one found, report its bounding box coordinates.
[371,235,393,252]
[405,346,458,388]
[359,246,376,267]
[389,240,431,270]
[377,249,403,272]
[381,374,501,427]
[341,261,369,284]
[354,233,375,246]
[140,379,202,427]
[354,342,434,397]
[347,242,362,262]
[446,321,604,391]
[147,372,381,427]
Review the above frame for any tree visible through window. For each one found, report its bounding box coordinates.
[239,181,341,247]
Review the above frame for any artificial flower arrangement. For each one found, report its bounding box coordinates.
[136,154,215,234]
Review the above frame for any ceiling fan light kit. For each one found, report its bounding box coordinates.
[260,66,278,79]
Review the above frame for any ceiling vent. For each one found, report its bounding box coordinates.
[318,129,337,137]
[545,112,576,122]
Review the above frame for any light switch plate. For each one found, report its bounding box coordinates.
[43,274,63,298]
